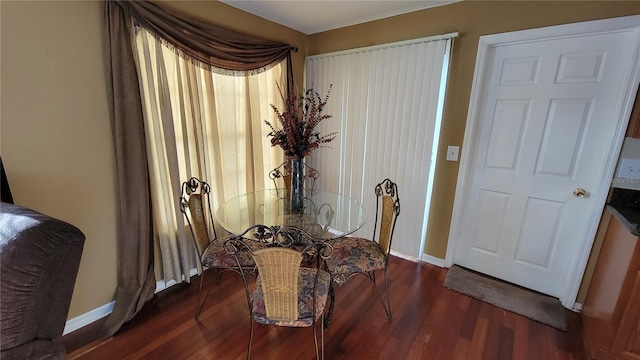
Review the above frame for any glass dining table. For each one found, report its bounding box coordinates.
[215,188,367,240]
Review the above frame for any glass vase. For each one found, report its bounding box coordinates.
[290,158,304,212]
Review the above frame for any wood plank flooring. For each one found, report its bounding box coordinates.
[62,256,588,360]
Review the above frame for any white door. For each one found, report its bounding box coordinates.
[447,16,640,305]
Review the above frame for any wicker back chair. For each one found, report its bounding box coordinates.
[324,179,400,324]
[179,177,261,320]
[269,161,319,195]
[226,225,333,360]
[253,248,302,321]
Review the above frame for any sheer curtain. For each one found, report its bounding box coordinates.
[305,34,455,258]
[132,27,285,284]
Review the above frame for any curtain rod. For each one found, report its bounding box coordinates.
[306,32,458,60]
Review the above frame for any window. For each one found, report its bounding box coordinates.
[132,26,285,282]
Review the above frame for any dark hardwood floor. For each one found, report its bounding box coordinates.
[61,256,588,360]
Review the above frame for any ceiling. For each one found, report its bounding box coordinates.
[219,0,458,35]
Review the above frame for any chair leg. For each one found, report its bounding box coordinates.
[383,268,392,320]
[321,313,325,360]
[196,268,225,320]
[215,267,224,283]
[368,270,392,321]
[194,270,206,320]
[247,320,254,360]
[328,270,392,323]
[313,318,320,360]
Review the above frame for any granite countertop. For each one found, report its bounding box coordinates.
[608,188,640,237]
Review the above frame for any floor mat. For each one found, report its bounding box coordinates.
[443,265,567,331]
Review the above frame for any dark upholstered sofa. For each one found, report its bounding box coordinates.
[0,202,85,359]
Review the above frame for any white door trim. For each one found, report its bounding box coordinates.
[445,15,640,309]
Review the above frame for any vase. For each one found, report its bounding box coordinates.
[290,158,304,213]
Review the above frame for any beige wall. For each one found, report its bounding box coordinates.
[309,1,640,258]
[1,0,639,323]
[2,0,118,320]
[0,0,306,320]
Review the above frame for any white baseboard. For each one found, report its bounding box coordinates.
[389,249,445,267]
[63,268,199,335]
[63,301,114,335]
[155,268,199,293]
[390,249,421,263]
[572,302,583,312]
[420,253,445,267]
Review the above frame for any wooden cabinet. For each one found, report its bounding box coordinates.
[582,212,640,360]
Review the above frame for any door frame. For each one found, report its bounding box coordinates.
[445,15,640,309]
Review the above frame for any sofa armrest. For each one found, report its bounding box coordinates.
[0,339,66,360]
[0,203,85,352]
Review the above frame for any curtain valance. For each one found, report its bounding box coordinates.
[114,0,295,89]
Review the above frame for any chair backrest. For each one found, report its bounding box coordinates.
[373,179,400,256]
[179,177,217,257]
[225,224,333,322]
[252,247,302,321]
[304,164,319,190]
[269,161,319,193]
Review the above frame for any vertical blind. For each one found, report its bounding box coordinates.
[305,34,455,258]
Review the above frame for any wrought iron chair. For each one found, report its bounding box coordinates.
[268,161,327,235]
[269,160,319,195]
[179,177,261,320]
[225,225,333,360]
[324,178,400,322]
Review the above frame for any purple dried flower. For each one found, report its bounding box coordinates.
[264,85,337,159]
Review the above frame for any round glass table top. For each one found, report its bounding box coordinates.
[215,189,367,240]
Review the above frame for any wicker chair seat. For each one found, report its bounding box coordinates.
[202,237,262,268]
[325,237,386,274]
[251,267,330,327]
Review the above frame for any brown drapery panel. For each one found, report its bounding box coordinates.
[101,0,296,338]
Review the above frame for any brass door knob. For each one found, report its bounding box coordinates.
[573,188,586,198]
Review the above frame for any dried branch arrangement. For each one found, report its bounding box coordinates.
[265,85,337,159]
